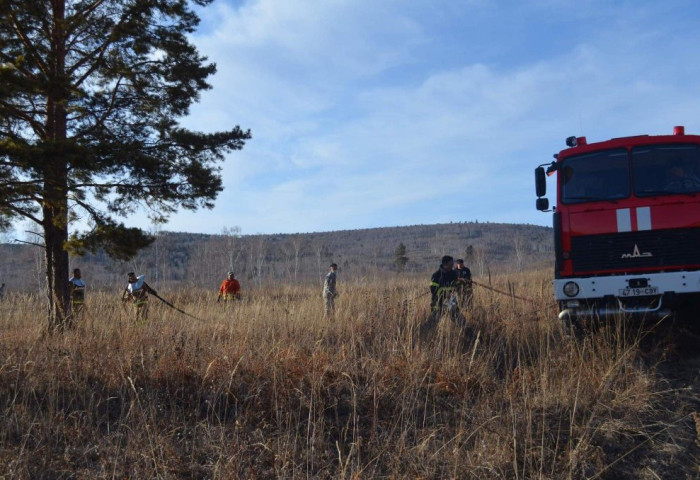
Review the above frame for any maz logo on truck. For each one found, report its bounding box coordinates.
[621,244,652,259]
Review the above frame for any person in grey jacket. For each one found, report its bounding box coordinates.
[323,263,339,317]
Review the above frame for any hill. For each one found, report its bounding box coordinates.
[0,221,552,292]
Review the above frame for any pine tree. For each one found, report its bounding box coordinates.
[0,0,251,330]
[394,242,408,273]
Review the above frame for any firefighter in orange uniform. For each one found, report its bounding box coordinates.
[218,272,241,302]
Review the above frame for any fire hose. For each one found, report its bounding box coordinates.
[408,280,551,307]
[150,292,203,321]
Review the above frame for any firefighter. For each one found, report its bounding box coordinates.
[121,272,157,322]
[323,263,339,317]
[68,268,86,320]
[454,259,473,308]
[217,271,241,302]
[420,255,467,335]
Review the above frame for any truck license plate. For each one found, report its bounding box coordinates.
[618,287,659,297]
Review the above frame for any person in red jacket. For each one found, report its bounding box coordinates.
[218,271,241,302]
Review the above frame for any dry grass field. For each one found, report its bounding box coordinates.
[0,270,699,479]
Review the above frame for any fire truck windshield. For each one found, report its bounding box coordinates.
[561,148,630,204]
[632,144,700,196]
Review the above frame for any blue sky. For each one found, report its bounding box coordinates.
[152,0,700,234]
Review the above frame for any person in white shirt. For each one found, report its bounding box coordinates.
[122,272,157,322]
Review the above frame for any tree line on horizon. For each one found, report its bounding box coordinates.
[0,222,553,293]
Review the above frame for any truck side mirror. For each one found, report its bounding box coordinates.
[536,197,549,211]
[535,167,547,197]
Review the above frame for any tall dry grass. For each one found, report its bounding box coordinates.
[0,271,697,479]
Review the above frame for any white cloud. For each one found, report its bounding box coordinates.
[159,0,700,234]
[197,0,426,76]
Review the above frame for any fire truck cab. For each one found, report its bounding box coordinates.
[535,126,700,326]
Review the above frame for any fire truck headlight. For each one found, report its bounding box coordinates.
[563,281,580,297]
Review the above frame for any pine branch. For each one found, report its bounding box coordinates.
[7,9,49,77]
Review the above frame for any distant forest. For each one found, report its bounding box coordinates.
[0,221,552,292]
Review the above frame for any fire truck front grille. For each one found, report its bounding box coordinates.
[570,227,700,273]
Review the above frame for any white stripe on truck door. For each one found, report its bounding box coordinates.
[616,208,631,232]
[636,207,651,230]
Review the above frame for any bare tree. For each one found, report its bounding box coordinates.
[150,223,163,286]
[372,247,381,280]
[279,240,295,281]
[429,232,443,256]
[474,246,487,277]
[20,226,46,295]
[221,226,242,273]
[315,241,329,285]
[513,235,526,272]
[252,235,267,286]
[290,235,305,282]
[188,236,219,288]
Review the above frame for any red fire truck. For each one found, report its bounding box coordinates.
[535,126,700,327]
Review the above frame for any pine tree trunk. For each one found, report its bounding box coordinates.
[44,0,70,331]
[44,201,71,331]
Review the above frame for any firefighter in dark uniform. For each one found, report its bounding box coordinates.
[420,255,467,335]
[454,259,473,308]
